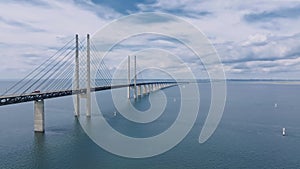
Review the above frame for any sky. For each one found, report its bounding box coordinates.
[0,0,300,79]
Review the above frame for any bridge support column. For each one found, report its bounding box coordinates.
[34,100,44,133]
[147,84,150,93]
[144,85,147,94]
[75,34,80,117]
[86,34,91,117]
[137,85,141,96]
[143,85,147,94]
[134,55,137,99]
[133,88,137,99]
[128,55,130,99]
[139,85,142,96]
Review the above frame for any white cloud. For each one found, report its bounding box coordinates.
[1,0,300,80]
[0,0,120,79]
[242,34,268,46]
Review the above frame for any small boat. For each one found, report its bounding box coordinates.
[282,128,286,136]
[113,111,117,116]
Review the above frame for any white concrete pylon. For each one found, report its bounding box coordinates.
[127,55,130,99]
[86,34,91,117]
[75,34,80,117]
[134,55,137,99]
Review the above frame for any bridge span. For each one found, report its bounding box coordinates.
[0,34,180,133]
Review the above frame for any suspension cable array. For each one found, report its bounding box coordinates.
[1,35,113,96]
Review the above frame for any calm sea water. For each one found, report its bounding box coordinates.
[1,81,300,169]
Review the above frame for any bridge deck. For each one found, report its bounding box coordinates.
[0,81,179,106]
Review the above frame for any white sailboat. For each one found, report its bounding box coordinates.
[282,128,286,136]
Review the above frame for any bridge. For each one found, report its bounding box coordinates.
[0,34,179,133]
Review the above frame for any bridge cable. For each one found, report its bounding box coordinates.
[13,40,75,95]
[21,45,76,94]
[33,47,76,91]
[2,38,75,96]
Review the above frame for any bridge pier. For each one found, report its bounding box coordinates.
[133,87,137,99]
[148,84,151,92]
[34,100,44,133]
[141,85,145,95]
[143,85,147,94]
[137,85,141,97]
[153,84,156,91]
[139,85,142,96]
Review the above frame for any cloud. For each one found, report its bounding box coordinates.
[218,32,300,78]
[1,0,300,80]
[242,34,268,46]
[90,33,207,79]
[86,0,156,14]
[73,0,122,19]
[137,0,212,18]
[0,16,46,32]
[0,0,120,79]
[244,5,300,22]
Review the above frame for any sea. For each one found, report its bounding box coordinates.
[1,80,300,169]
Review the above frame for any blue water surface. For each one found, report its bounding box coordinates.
[0,81,300,169]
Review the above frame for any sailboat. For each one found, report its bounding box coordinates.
[282,128,286,136]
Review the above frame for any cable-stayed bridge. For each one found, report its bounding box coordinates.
[0,34,179,132]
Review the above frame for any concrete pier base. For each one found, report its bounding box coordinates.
[142,85,147,95]
[34,100,44,133]
[137,86,141,96]
[139,85,142,96]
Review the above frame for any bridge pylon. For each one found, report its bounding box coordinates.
[74,34,91,117]
[134,55,137,99]
[127,55,130,99]
[86,34,91,117]
[74,34,80,117]
[128,55,138,99]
